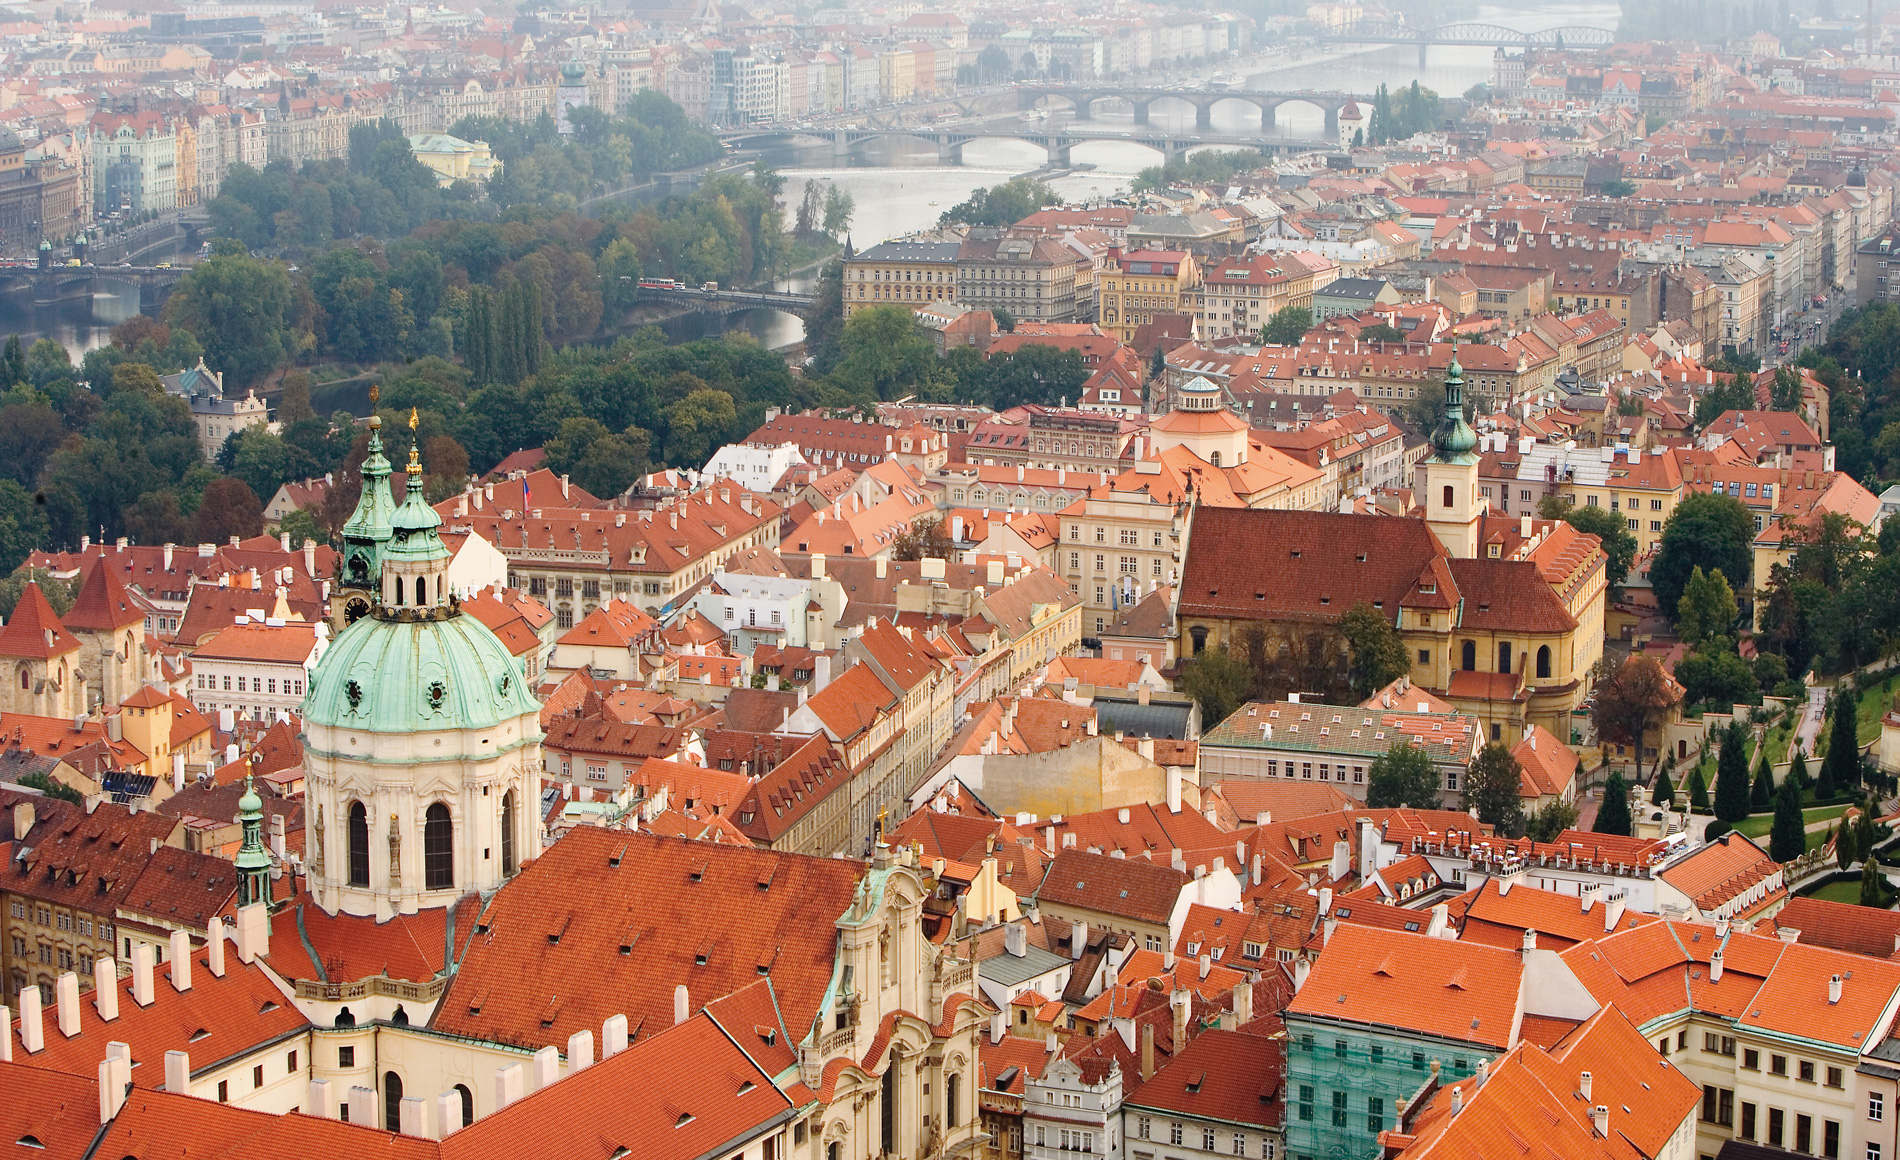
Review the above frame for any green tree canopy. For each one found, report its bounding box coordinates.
[1261,305,1314,346]
[164,252,295,389]
[1367,742,1441,809]
[1338,601,1411,701]
[1594,772,1633,835]
[1769,777,1807,862]
[1715,719,1752,821]
[1179,645,1251,730]
[1463,742,1526,836]
[1651,492,1754,621]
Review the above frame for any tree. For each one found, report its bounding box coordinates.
[1862,854,1885,906]
[1716,713,1755,810]
[1595,772,1633,836]
[1261,305,1313,346]
[18,770,82,805]
[991,308,1016,334]
[827,305,948,402]
[1826,687,1863,793]
[1689,766,1711,812]
[1788,747,1811,795]
[1358,323,1406,344]
[0,480,48,575]
[1600,177,1638,197]
[1677,647,1760,710]
[1367,741,1441,809]
[1547,501,1639,591]
[1769,777,1807,862]
[192,477,264,543]
[1338,601,1411,701]
[1179,645,1252,730]
[1524,798,1580,842]
[1770,365,1806,412]
[937,178,1057,228]
[1652,492,1755,622]
[422,434,470,502]
[1753,749,1776,810]
[0,569,77,618]
[822,185,855,237]
[164,252,296,389]
[1677,567,1740,649]
[662,388,736,468]
[279,370,316,424]
[1463,742,1526,835]
[891,517,953,561]
[1591,654,1680,780]
[1653,766,1675,806]
[123,489,193,547]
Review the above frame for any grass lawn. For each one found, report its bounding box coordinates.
[1733,803,1850,838]
[1750,712,1797,766]
[1857,673,1900,746]
[1805,877,1873,904]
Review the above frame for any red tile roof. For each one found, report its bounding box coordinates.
[431,828,863,1050]
[1032,848,1189,927]
[64,559,145,633]
[1286,924,1523,1049]
[1122,1027,1281,1129]
[0,582,80,659]
[1771,895,1900,960]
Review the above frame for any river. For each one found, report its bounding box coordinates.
[3,0,1619,358]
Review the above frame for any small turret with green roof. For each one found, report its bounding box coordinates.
[235,768,272,908]
[1430,342,1479,465]
[334,385,397,627]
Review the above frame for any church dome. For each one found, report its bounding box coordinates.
[303,610,539,736]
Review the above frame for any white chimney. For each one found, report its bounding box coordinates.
[165,1049,190,1093]
[566,1030,595,1072]
[1522,929,1537,953]
[1830,974,1843,1004]
[168,929,192,992]
[55,972,80,1038]
[348,1086,377,1126]
[1198,953,1211,980]
[433,1091,459,1138]
[1167,766,1182,813]
[1709,949,1723,983]
[398,1097,425,1137]
[1005,923,1028,958]
[98,1052,131,1123]
[1451,1086,1464,1115]
[309,1078,333,1118]
[494,1064,525,1110]
[603,1014,629,1058]
[1579,1070,1592,1101]
[93,957,118,1021]
[673,984,690,1025]
[131,944,155,1007]
[532,1046,560,1090]
[1071,920,1087,960]
[1294,957,1311,992]
[1591,1105,1609,1137]
[13,988,39,1055]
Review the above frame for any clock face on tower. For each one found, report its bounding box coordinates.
[344,596,371,625]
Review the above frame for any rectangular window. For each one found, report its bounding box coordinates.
[1798,1114,1813,1154]
[1771,1055,1788,1076]
[1419,648,1430,663]
[254,1064,264,1088]
[1827,1067,1844,1089]
[1801,1061,1817,1083]
[1872,1092,1885,1122]
[1871,1145,1884,1160]
[1744,1048,1760,1070]
[1367,1096,1385,1133]
[339,1046,355,1068]
[218,1080,228,1102]
[1826,1119,1840,1159]
[1743,1102,1757,1141]
[1297,1086,1313,1122]
[1331,1090,1347,1127]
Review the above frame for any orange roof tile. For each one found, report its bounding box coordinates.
[1286,924,1523,1049]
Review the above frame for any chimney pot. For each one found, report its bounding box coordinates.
[93,957,118,1021]
[165,1049,190,1093]
[168,930,191,992]
[55,972,80,1038]
[131,944,155,1007]
[1579,1070,1593,1101]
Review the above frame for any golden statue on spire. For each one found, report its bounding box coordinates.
[407,407,422,476]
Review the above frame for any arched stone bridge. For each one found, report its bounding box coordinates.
[723,125,1337,166]
[1012,85,1362,131]
[0,263,188,308]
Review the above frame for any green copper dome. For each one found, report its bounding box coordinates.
[1430,347,1479,464]
[303,610,540,735]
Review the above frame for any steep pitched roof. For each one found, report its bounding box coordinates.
[431,828,862,1050]
[0,582,80,659]
[1178,509,1446,624]
[1286,923,1523,1049]
[1032,848,1189,927]
[64,559,145,632]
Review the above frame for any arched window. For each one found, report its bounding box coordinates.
[1498,642,1512,674]
[348,802,369,887]
[393,576,405,606]
[1190,626,1208,655]
[1460,640,1476,672]
[501,789,516,876]
[1442,484,1455,508]
[336,1006,356,1028]
[1536,645,1552,679]
[424,803,453,890]
[1209,450,1221,466]
[947,1072,961,1128]
[391,1004,409,1027]
[415,576,427,606]
[18,666,26,690]
[455,1084,473,1128]
[384,1071,403,1132]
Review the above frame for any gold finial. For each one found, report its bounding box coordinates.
[409,406,418,431]
[407,410,422,477]
[369,383,379,407]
